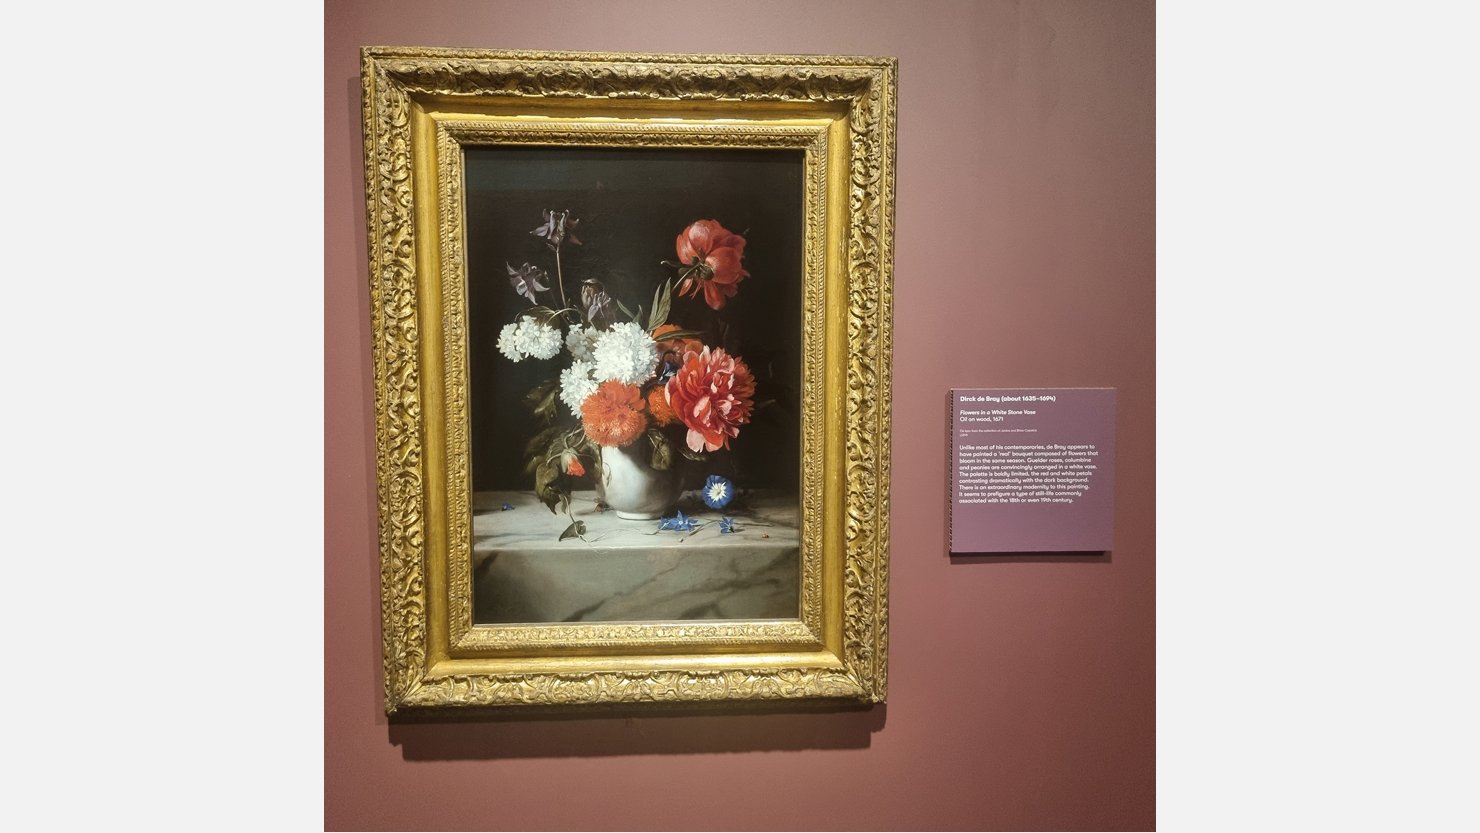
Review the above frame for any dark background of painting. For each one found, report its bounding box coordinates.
[327,1,1155,830]
[464,147,804,493]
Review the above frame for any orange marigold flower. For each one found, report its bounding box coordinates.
[651,323,705,363]
[647,385,676,426]
[665,346,756,453]
[581,381,647,447]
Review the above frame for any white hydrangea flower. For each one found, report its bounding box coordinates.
[565,325,598,362]
[497,319,563,361]
[559,360,598,417]
[591,321,659,385]
[497,322,524,361]
[522,320,563,359]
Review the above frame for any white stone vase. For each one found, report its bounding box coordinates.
[599,442,683,520]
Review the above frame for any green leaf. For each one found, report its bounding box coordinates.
[558,520,587,541]
[648,279,672,331]
[543,434,573,485]
[534,457,556,492]
[647,428,673,471]
[522,426,565,474]
[679,445,706,462]
[571,431,594,455]
[614,297,638,321]
[522,377,560,424]
[534,458,564,514]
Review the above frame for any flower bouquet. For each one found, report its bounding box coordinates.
[496,210,757,535]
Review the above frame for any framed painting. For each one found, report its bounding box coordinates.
[361,47,894,711]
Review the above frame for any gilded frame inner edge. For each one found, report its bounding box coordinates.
[434,119,832,657]
[362,47,894,711]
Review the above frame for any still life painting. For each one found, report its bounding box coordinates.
[467,148,804,624]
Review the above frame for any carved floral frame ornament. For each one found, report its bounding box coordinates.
[361,47,894,712]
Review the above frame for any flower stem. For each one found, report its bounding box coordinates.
[554,245,568,311]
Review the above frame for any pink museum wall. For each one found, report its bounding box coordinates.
[325,1,1155,829]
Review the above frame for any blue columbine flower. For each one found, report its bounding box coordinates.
[719,516,736,534]
[657,510,699,533]
[702,475,734,509]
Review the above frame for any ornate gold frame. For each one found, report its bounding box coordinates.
[361,47,894,712]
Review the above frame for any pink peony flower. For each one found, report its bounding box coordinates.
[665,346,756,453]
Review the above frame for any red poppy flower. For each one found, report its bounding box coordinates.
[675,220,748,310]
[581,381,647,447]
[664,346,756,453]
[563,454,586,477]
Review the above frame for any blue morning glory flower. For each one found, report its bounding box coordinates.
[719,516,736,534]
[702,475,734,509]
[657,510,699,533]
[500,502,515,511]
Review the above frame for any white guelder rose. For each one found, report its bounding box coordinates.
[497,319,563,361]
[591,321,659,386]
[558,360,598,417]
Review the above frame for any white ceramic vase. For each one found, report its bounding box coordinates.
[599,443,683,520]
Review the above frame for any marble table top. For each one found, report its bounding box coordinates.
[472,489,800,624]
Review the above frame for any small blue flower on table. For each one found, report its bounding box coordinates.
[719,516,737,534]
[702,475,734,510]
[657,510,700,533]
[500,502,514,511]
